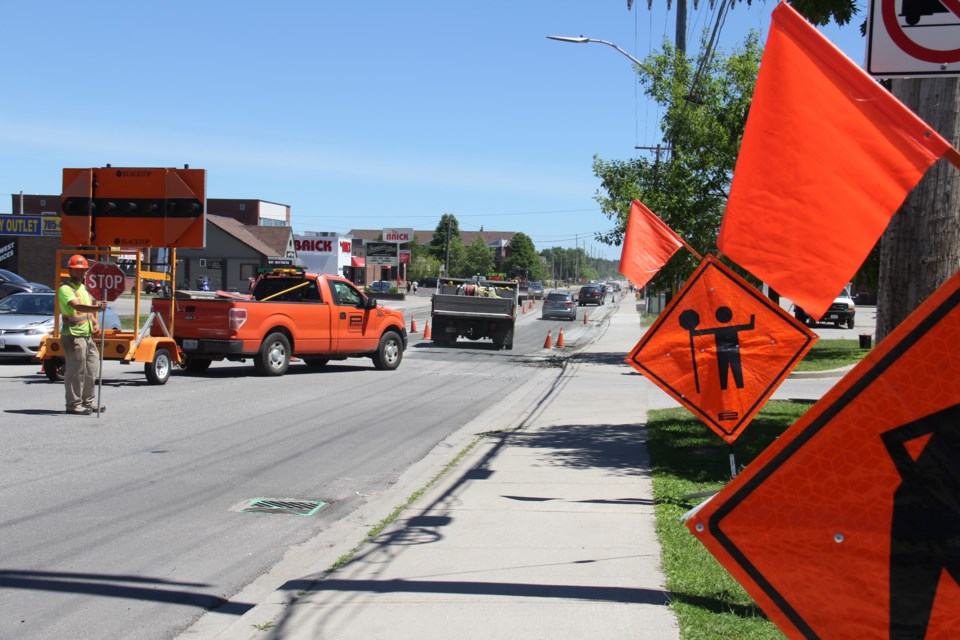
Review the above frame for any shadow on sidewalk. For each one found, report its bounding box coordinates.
[504,423,651,475]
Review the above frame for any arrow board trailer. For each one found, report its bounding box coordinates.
[37,248,181,385]
[430,278,519,350]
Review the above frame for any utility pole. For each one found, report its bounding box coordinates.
[444,217,451,277]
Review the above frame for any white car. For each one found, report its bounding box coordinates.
[0,292,122,360]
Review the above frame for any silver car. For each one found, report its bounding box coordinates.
[541,291,577,321]
[0,292,122,360]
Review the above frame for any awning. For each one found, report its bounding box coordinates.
[351,256,365,267]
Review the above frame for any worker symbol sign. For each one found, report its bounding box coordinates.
[687,271,960,639]
[626,255,816,443]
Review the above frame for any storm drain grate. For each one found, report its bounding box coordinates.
[237,498,327,517]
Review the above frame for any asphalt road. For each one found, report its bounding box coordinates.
[0,293,621,640]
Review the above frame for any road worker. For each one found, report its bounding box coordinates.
[58,255,108,415]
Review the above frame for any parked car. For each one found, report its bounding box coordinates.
[528,281,544,300]
[541,291,577,321]
[0,292,122,360]
[368,280,393,293]
[794,284,856,329]
[578,285,604,306]
[0,268,52,301]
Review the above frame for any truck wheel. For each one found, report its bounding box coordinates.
[372,331,403,370]
[145,348,172,385]
[846,318,855,330]
[43,357,65,382]
[302,357,329,369]
[183,357,212,373]
[255,332,291,376]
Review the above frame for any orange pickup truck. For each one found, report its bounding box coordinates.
[151,268,407,376]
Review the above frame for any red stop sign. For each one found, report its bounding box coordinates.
[85,262,127,301]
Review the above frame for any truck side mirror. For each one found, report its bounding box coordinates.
[364,295,378,310]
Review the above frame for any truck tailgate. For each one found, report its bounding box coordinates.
[432,295,515,318]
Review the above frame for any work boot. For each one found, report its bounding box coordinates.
[83,404,106,413]
[66,407,92,415]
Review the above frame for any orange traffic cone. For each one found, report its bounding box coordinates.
[521,304,526,314]
[583,312,589,325]
[410,316,418,333]
[556,327,565,348]
[529,300,534,310]
[423,321,431,340]
[543,330,552,349]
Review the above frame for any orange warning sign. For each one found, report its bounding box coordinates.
[687,271,960,639]
[60,166,205,248]
[627,255,816,443]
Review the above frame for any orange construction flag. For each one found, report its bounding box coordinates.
[618,199,684,289]
[717,2,951,320]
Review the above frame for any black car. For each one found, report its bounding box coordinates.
[0,268,52,301]
[578,285,603,306]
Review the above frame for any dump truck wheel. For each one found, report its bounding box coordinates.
[183,357,212,373]
[145,348,172,385]
[302,357,329,369]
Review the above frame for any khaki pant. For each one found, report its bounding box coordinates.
[63,335,99,410]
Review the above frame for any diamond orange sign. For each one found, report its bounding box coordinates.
[627,255,816,443]
[687,271,960,639]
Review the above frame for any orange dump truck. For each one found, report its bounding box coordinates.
[150,267,407,376]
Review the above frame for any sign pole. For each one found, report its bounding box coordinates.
[97,317,105,418]
[728,445,737,479]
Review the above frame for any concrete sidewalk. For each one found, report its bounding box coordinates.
[183,298,843,640]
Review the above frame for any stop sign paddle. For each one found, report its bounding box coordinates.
[85,262,127,302]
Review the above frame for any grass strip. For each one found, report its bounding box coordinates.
[794,338,866,371]
[648,401,813,640]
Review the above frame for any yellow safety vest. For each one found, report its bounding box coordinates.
[58,282,95,337]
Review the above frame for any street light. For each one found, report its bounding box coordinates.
[546,35,643,67]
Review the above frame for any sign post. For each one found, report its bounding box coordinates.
[84,261,126,417]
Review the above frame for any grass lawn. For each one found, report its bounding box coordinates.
[647,401,813,640]
[793,339,866,371]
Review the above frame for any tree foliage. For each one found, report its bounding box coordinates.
[503,232,542,281]
[462,235,495,277]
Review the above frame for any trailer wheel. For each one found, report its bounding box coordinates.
[254,332,291,376]
[145,348,172,385]
[43,357,65,382]
[372,331,403,370]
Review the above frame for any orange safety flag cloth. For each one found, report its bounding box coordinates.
[618,199,684,290]
[717,2,951,320]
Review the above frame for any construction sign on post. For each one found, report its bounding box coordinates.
[687,272,960,639]
[626,255,816,443]
[61,166,205,248]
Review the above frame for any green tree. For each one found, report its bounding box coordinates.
[429,213,461,267]
[503,232,542,281]
[462,235,495,277]
[445,236,468,278]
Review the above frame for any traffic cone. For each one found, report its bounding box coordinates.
[543,330,552,349]
[583,312,589,325]
[521,304,526,314]
[556,327,565,348]
[423,321,431,340]
[411,316,418,333]
[529,300,534,310]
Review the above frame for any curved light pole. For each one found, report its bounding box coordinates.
[546,35,642,67]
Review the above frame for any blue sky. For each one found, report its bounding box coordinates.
[1,1,867,260]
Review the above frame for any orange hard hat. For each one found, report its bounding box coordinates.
[67,254,89,269]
